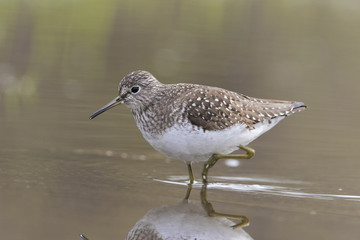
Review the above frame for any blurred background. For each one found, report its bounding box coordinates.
[0,0,360,239]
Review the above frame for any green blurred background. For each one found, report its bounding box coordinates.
[1,0,360,239]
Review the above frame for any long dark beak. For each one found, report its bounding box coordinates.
[89,96,121,119]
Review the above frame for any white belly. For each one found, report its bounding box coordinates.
[140,117,284,163]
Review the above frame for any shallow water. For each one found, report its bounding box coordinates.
[1,0,360,239]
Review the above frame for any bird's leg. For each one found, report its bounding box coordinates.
[200,184,250,228]
[202,145,255,184]
[201,154,219,185]
[184,162,194,200]
[187,162,195,185]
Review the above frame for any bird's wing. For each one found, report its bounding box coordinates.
[182,86,305,131]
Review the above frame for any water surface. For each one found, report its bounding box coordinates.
[1,0,360,239]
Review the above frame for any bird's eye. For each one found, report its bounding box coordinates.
[131,86,140,94]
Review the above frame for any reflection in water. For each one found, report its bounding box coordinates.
[200,184,250,228]
[156,176,360,202]
[126,201,252,240]
[2,1,360,239]
[209,183,360,201]
[80,183,252,240]
[80,235,88,240]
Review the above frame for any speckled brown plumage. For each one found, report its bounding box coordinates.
[90,70,306,162]
[180,86,304,131]
[117,70,305,135]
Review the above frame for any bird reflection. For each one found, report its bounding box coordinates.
[126,184,252,240]
[80,184,252,240]
[200,183,250,229]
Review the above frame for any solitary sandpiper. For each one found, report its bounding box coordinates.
[90,70,306,189]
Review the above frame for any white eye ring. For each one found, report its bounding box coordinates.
[131,86,140,94]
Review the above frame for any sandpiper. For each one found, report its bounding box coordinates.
[90,70,306,188]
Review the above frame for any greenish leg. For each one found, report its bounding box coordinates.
[200,145,254,227]
[187,162,194,185]
[184,162,194,200]
[201,184,250,228]
[202,145,255,184]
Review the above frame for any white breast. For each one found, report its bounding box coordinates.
[140,117,284,163]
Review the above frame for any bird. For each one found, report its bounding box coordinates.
[126,201,253,240]
[90,70,306,190]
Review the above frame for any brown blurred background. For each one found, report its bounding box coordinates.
[0,0,359,239]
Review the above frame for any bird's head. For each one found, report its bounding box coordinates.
[90,70,161,119]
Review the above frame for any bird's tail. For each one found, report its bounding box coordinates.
[291,102,307,112]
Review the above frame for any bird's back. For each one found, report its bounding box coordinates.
[133,83,306,162]
[171,83,305,131]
